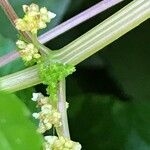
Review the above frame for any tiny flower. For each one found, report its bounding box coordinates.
[15,19,27,31]
[48,11,56,19]
[22,5,29,13]
[38,97,49,106]
[32,112,39,119]
[66,102,69,109]
[28,3,39,12]
[32,95,62,133]
[33,53,41,59]
[16,40,41,63]
[44,136,58,150]
[32,93,43,101]
[38,21,46,29]
[41,104,52,114]
[38,122,50,133]
[44,136,82,150]
[15,3,56,34]
[32,93,40,101]
[16,40,26,49]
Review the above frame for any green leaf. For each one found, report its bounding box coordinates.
[113,100,150,144]
[101,20,150,100]
[15,88,37,113]
[69,94,150,149]
[0,34,36,113]
[0,34,25,76]
[125,130,150,150]
[0,92,43,150]
[68,94,128,150]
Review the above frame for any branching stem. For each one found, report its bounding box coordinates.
[31,34,52,55]
[38,0,124,44]
[0,0,150,92]
[0,0,123,67]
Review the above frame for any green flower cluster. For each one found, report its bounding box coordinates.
[38,61,76,101]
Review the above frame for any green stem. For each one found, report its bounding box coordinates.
[31,34,52,55]
[0,66,40,92]
[0,0,150,92]
[57,79,70,138]
[54,0,150,65]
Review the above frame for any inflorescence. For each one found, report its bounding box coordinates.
[15,3,81,150]
[15,3,56,34]
[16,40,41,64]
[44,136,81,150]
[32,93,81,150]
[32,93,62,133]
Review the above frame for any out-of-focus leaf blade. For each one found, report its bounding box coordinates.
[69,93,150,149]
[101,20,150,100]
[0,92,43,150]
[0,34,25,76]
[69,94,128,150]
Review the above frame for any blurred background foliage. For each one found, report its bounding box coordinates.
[0,0,150,149]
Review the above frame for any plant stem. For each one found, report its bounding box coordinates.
[0,66,40,92]
[0,0,150,92]
[57,79,70,138]
[55,0,150,65]
[31,34,52,55]
[0,0,123,67]
[38,0,124,44]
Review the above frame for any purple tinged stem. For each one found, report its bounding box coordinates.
[39,0,124,44]
[0,0,123,67]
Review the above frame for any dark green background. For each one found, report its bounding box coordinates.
[1,0,150,149]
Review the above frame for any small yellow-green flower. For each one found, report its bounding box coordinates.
[32,93,62,133]
[16,40,41,62]
[15,3,56,34]
[44,136,82,150]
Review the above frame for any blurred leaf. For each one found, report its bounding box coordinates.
[0,0,70,40]
[0,34,25,76]
[0,34,35,118]
[0,35,37,118]
[0,92,43,150]
[15,88,38,113]
[113,100,150,144]
[125,130,150,150]
[69,94,150,150]
[133,102,150,143]
[101,20,150,100]
[69,94,128,150]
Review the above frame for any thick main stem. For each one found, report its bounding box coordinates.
[57,79,70,138]
[55,0,150,65]
[0,0,150,92]
[0,66,40,92]
[0,0,123,67]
